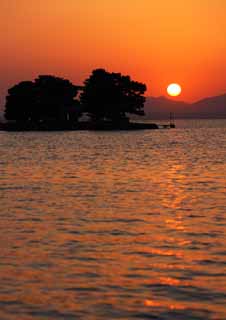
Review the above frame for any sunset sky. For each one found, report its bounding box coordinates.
[1,0,226,112]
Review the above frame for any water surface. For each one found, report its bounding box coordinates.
[0,119,226,319]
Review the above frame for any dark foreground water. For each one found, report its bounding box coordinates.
[0,119,226,320]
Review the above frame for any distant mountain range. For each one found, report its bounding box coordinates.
[1,93,226,121]
[144,93,226,119]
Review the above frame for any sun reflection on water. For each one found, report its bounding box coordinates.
[0,126,226,319]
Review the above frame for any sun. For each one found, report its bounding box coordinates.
[167,83,182,97]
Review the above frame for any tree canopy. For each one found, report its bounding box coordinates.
[4,70,147,127]
[5,75,81,122]
[80,69,147,121]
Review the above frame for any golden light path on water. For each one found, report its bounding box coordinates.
[0,120,226,319]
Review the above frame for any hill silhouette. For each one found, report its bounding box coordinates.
[144,93,226,119]
[1,91,226,121]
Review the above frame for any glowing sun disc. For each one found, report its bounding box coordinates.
[167,83,181,97]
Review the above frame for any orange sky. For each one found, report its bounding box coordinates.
[1,0,226,112]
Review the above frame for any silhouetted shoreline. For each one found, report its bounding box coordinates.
[0,120,161,131]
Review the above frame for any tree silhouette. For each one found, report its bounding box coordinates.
[5,81,37,121]
[34,75,80,121]
[4,75,81,122]
[80,69,147,121]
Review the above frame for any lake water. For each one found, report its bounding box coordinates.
[0,119,226,320]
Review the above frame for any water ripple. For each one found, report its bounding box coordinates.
[0,120,226,319]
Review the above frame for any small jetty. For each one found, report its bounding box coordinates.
[157,123,175,129]
[156,112,175,129]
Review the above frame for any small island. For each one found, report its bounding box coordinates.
[0,69,173,131]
